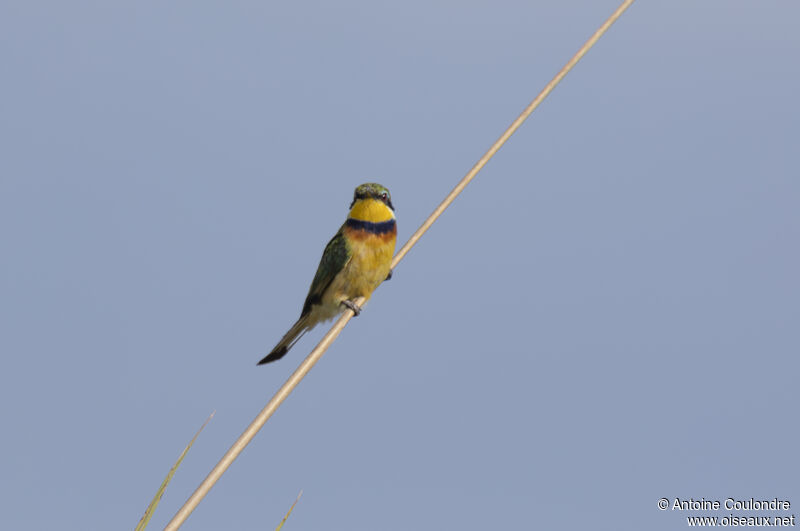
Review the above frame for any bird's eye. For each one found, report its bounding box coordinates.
[381,192,388,200]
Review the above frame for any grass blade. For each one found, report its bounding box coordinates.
[134,412,215,531]
[275,490,303,531]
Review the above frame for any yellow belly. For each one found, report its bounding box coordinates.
[318,231,395,320]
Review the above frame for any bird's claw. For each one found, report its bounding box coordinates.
[385,269,393,281]
[341,299,361,316]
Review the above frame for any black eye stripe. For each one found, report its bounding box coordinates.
[349,190,392,210]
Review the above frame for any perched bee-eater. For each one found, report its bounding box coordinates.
[258,183,397,365]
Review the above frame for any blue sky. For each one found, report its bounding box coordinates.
[1,1,798,530]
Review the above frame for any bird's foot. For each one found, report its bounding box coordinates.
[341,299,361,316]
[385,269,393,281]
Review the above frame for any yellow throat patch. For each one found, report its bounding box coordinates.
[348,198,395,223]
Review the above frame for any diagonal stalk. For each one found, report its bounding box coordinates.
[164,1,636,528]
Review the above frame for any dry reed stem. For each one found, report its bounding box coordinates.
[164,1,635,528]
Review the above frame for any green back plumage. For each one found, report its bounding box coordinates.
[301,225,351,316]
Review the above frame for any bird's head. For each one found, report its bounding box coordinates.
[350,183,393,211]
[348,183,395,222]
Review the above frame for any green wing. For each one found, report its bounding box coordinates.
[301,225,351,316]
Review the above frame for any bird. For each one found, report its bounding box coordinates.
[258,183,397,364]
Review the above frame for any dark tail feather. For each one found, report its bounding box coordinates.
[257,314,309,365]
